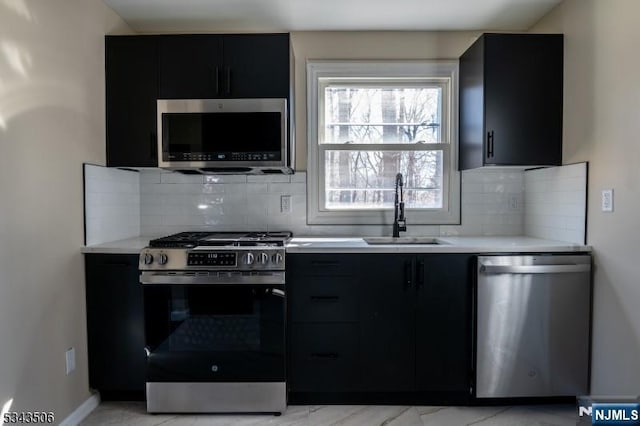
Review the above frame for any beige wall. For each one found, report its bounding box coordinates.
[0,0,130,420]
[531,0,640,394]
[290,31,479,169]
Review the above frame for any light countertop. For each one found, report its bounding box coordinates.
[81,237,153,254]
[82,235,590,255]
[285,236,590,254]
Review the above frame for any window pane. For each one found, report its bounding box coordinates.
[322,86,442,144]
[324,150,443,210]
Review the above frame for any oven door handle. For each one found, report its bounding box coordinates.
[139,271,286,285]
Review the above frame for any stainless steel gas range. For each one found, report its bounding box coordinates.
[139,231,291,414]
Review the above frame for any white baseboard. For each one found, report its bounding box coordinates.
[59,393,100,426]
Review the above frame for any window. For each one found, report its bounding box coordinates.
[307,61,460,225]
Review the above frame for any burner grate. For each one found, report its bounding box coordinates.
[149,231,292,248]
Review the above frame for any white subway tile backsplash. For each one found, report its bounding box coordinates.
[139,170,161,184]
[290,172,307,183]
[268,182,306,194]
[84,164,140,245]
[133,169,530,238]
[222,184,249,195]
[204,175,248,184]
[160,172,204,184]
[247,174,290,183]
[246,184,268,193]
[524,163,587,244]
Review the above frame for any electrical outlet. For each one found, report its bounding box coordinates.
[65,347,75,375]
[280,195,292,214]
[601,189,614,212]
[508,195,519,210]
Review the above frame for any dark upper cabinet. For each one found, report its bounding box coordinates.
[158,33,290,99]
[459,33,564,170]
[105,33,290,167]
[223,34,290,98]
[85,254,145,399]
[158,35,224,99]
[105,36,159,167]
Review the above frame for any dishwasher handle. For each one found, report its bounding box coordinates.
[479,263,591,274]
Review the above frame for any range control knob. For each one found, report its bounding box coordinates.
[242,252,255,265]
[143,253,154,265]
[272,253,284,266]
[257,252,270,265]
[158,253,168,265]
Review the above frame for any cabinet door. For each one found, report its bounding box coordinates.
[222,34,290,98]
[483,34,563,166]
[415,255,472,392]
[106,36,158,167]
[85,254,145,395]
[458,35,485,170]
[290,323,360,392]
[158,35,224,99]
[359,254,415,391]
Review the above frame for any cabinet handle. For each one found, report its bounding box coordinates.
[404,260,413,289]
[310,295,339,302]
[487,130,495,158]
[215,67,220,95]
[310,352,339,359]
[225,67,231,94]
[416,260,425,289]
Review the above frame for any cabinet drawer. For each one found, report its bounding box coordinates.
[288,254,359,276]
[291,276,358,322]
[290,323,360,392]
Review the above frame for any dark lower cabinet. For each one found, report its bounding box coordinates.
[85,254,145,400]
[287,253,473,404]
[360,255,415,392]
[415,255,472,392]
[290,323,360,392]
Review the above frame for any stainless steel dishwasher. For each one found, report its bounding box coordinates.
[475,255,591,398]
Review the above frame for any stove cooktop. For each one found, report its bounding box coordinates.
[149,231,293,248]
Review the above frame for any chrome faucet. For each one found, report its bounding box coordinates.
[393,173,407,238]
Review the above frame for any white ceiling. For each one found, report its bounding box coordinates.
[103,0,563,33]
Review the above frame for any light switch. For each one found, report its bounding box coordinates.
[601,189,614,212]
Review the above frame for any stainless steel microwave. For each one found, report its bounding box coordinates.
[157,98,292,174]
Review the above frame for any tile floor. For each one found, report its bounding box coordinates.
[80,402,578,425]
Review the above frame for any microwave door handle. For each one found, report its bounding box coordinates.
[225,67,231,95]
[214,67,220,95]
[149,133,155,161]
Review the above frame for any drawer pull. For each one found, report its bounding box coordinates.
[310,352,339,359]
[310,295,339,302]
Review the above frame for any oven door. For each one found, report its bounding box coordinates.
[143,283,285,383]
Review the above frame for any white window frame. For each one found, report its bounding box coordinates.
[307,60,461,225]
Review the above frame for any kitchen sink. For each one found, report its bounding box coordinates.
[363,237,447,245]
